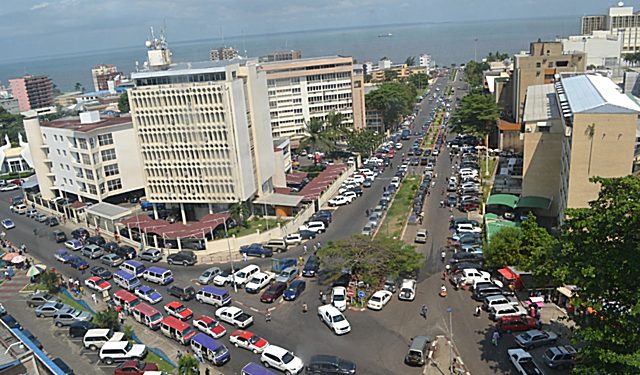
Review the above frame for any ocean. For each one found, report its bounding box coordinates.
[0,17,579,91]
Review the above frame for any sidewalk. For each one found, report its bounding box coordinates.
[425,336,470,375]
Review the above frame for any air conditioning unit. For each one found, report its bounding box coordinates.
[565,127,572,137]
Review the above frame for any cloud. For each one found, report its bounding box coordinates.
[30,2,50,10]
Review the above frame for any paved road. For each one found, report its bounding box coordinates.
[0,73,534,375]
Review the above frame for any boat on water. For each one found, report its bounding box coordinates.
[378,33,393,38]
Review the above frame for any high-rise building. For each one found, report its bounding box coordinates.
[209,47,239,61]
[259,50,302,63]
[521,74,640,221]
[419,54,432,68]
[510,41,585,122]
[91,64,121,92]
[8,75,54,112]
[24,111,145,203]
[560,31,622,68]
[581,4,640,53]
[259,56,366,139]
[128,36,279,221]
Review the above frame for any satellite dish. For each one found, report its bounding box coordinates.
[145,40,152,48]
[618,2,624,7]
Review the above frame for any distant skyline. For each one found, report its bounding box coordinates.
[0,0,614,62]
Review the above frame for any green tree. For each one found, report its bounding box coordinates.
[365,82,417,131]
[407,73,429,90]
[485,51,509,62]
[484,227,524,268]
[325,111,347,141]
[118,92,130,113]
[178,354,199,375]
[554,176,640,374]
[404,56,416,66]
[345,129,384,155]
[93,308,120,331]
[463,60,490,87]
[0,107,24,146]
[299,117,336,156]
[74,82,85,93]
[383,70,398,81]
[229,200,251,228]
[39,271,60,293]
[317,235,423,287]
[450,92,499,137]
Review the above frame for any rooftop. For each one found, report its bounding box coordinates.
[561,74,640,114]
[41,115,132,132]
[259,55,352,68]
[523,84,560,122]
[131,60,240,79]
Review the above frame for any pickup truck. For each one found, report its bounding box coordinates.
[215,306,254,328]
[508,348,545,375]
[244,272,275,294]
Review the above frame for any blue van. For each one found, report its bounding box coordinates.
[195,286,231,307]
[190,333,230,366]
[120,260,146,277]
[142,267,174,285]
[241,362,277,375]
[113,270,141,291]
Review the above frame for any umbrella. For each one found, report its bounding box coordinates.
[26,265,46,277]
[11,255,26,264]
[35,264,47,271]
[3,252,18,261]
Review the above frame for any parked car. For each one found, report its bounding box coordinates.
[283,280,306,301]
[229,330,269,354]
[68,256,89,270]
[27,292,59,308]
[284,233,302,245]
[260,282,287,303]
[163,301,193,321]
[260,345,304,375]
[298,230,317,240]
[52,230,67,243]
[134,285,163,305]
[414,230,428,244]
[198,267,222,285]
[68,321,96,338]
[515,329,559,349]
[90,266,113,280]
[116,246,137,260]
[64,239,83,251]
[305,355,356,375]
[114,360,159,375]
[542,345,577,369]
[367,290,393,311]
[167,251,197,266]
[239,244,273,259]
[84,276,112,292]
[70,228,90,240]
[139,248,162,262]
[53,309,92,327]
[302,256,319,277]
[167,285,196,301]
[101,253,124,267]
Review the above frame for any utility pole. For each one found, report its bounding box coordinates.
[474,38,479,61]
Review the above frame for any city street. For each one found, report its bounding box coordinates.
[0,72,534,375]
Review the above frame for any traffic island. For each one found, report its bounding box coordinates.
[425,335,470,375]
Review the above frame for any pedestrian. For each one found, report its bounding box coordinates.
[265,310,272,322]
[195,350,204,363]
[91,293,97,305]
[491,330,500,346]
[475,306,482,317]
[365,208,370,217]
[441,250,446,262]
[119,310,125,325]
[419,215,423,225]
[205,369,210,375]
[383,186,386,192]
[68,277,74,290]
[177,350,183,360]
[302,302,308,313]
[242,253,248,262]
[298,256,304,266]
[303,244,307,254]
[33,228,38,236]
[439,200,444,208]
[420,304,428,319]
[317,241,321,249]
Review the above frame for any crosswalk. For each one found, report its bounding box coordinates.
[0,274,30,299]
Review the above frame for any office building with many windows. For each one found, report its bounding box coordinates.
[24,111,145,203]
[258,56,366,139]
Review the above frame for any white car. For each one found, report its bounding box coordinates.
[351,175,365,184]
[84,277,111,292]
[0,184,19,192]
[64,239,83,251]
[342,191,357,201]
[1,219,15,229]
[367,290,393,311]
[260,345,304,375]
[390,177,401,188]
[331,286,347,311]
[395,143,403,150]
[317,304,351,335]
[284,233,302,245]
[398,279,417,301]
[298,221,326,233]
[338,184,357,194]
[99,341,147,365]
[328,196,351,207]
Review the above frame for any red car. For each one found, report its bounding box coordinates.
[114,360,158,375]
[260,282,287,303]
[193,315,226,339]
[84,276,111,292]
[229,329,269,353]
[496,315,541,333]
[164,301,193,321]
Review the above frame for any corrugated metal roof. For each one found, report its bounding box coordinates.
[523,84,559,122]
[561,74,640,114]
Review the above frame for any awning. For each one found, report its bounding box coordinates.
[86,202,132,220]
[486,194,519,209]
[21,176,38,189]
[516,196,552,210]
[498,267,518,280]
[254,193,303,207]
[556,286,578,298]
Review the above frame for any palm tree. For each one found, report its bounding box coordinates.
[178,354,199,375]
[325,111,348,142]
[299,117,335,157]
[229,200,251,228]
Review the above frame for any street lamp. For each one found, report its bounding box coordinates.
[447,307,454,374]
[223,220,237,292]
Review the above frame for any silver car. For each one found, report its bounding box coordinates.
[35,302,71,318]
[53,309,92,327]
[100,253,124,267]
[139,248,162,262]
[27,292,59,308]
[198,267,222,285]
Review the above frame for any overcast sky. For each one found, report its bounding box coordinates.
[0,0,612,61]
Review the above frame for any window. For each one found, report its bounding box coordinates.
[88,184,97,195]
[85,169,94,180]
[81,154,91,165]
[556,60,569,67]
[536,62,541,68]
[101,149,116,162]
[78,138,88,149]
[107,179,122,191]
[98,134,113,146]
[104,164,119,177]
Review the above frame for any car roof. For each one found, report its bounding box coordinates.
[264,345,288,356]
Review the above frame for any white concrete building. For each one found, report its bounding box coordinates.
[582,4,640,53]
[561,31,622,68]
[24,111,145,203]
[419,54,432,68]
[0,133,33,174]
[128,37,279,221]
[378,58,392,70]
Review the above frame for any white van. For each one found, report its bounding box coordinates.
[99,341,147,365]
[142,267,174,285]
[83,329,125,351]
[483,295,517,311]
[298,221,326,234]
[233,265,260,286]
[489,304,527,321]
[12,203,27,214]
[317,304,351,335]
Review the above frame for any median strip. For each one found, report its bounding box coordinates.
[375,175,421,239]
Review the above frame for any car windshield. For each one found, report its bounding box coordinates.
[202,271,211,277]
[151,313,162,321]
[176,305,186,313]
[249,335,261,344]
[370,296,381,302]
[333,314,345,322]
[213,345,227,357]
[282,352,295,364]
[333,294,345,301]
[53,302,63,309]
[125,342,133,351]
[71,309,82,317]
